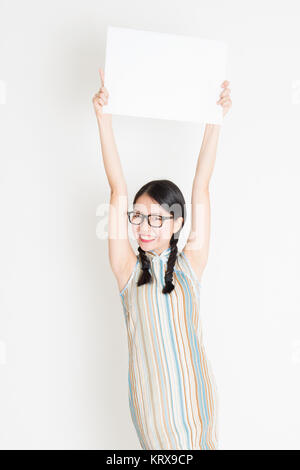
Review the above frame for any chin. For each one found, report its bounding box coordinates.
[139,243,155,248]
[138,240,157,250]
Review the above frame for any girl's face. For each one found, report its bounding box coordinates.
[131,194,183,253]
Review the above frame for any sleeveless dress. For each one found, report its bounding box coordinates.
[119,246,219,450]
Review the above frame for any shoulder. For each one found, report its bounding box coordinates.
[117,255,140,296]
[175,250,202,287]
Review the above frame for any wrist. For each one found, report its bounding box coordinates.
[97,113,112,128]
[205,123,221,131]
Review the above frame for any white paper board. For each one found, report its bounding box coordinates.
[103,26,228,125]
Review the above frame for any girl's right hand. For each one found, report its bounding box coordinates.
[92,68,110,120]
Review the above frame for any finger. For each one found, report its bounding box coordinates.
[99,90,107,99]
[101,87,109,97]
[219,88,231,98]
[99,68,105,87]
[219,97,231,104]
[221,80,230,87]
[217,97,232,105]
[98,96,108,106]
[98,86,109,98]
[94,93,103,104]
[221,99,232,107]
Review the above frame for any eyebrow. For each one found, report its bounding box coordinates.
[133,210,163,216]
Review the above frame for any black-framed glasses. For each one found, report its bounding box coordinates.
[127,211,174,228]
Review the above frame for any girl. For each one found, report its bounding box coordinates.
[92,68,232,450]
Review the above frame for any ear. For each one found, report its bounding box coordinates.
[173,216,183,233]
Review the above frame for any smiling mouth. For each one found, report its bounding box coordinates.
[139,236,155,242]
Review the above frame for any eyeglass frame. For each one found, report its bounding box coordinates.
[127,210,174,227]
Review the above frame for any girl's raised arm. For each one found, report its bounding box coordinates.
[93,69,137,292]
[182,80,232,283]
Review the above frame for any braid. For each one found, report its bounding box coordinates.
[136,235,180,293]
[162,234,178,294]
[137,246,152,286]
[132,180,186,293]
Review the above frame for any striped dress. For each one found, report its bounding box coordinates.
[119,246,218,450]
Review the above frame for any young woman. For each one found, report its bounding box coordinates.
[93,68,232,450]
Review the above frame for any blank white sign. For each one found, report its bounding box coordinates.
[103,26,228,125]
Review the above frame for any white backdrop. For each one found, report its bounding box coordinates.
[0,0,300,450]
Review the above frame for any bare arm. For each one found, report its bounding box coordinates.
[96,114,127,193]
[183,124,220,278]
[183,80,232,281]
[93,69,136,290]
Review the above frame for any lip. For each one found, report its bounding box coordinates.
[139,236,155,243]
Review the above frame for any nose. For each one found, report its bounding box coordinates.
[140,217,151,232]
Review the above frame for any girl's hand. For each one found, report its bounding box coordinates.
[92,68,110,120]
[217,80,232,117]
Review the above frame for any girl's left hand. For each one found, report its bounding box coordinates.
[217,80,232,117]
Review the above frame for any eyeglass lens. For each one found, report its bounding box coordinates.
[130,212,162,227]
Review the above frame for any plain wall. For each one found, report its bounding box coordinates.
[0,0,300,449]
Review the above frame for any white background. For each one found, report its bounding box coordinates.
[0,0,300,450]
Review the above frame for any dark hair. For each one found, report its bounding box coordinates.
[133,179,186,294]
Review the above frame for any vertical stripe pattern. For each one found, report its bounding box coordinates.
[119,246,219,450]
